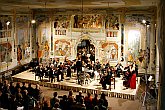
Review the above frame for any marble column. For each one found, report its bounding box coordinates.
[149,16,156,74]
[157,0,165,109]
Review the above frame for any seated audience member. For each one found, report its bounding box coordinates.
[67,90,75,109]
[27,83,34,97]
[59,95,68,110]
[42,100,51,110]
[9,95,17,110]
[92,93,99,108]
[71,97,86,110]
[99,93,108,109]
[52,102,61,110]
[98,99,107,110]
[21,82,27,94]
[84,92,93,110]
[15,88,23,107]
[50,92,60,109]
[33,101,41,110]
[9,82,15,95]
[34,84,42,102]
[15,82,21,92]
[76,91,84,103]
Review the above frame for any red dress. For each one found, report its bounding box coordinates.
[130,73,136,89]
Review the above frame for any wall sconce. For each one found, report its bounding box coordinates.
[31,19,36,24]
[6,21,10,26]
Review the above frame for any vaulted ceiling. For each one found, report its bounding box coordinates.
[0,0,158,13]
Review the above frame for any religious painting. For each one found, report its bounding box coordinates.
[126,30,141,62]
[54,40,71,57]
[54,15,70,28]
[73,14,102,28]
[101,42,118,61]
[0,42,12,63]
[23,42,30,59]
[41,28,49,44]
[43,41,50,58]
[16,16,30,59]
[105,14,119,30]
[17,45,22,64]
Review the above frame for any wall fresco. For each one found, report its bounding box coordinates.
[0,42,12,63]
[101,42,118,62]
[54,40,71,57]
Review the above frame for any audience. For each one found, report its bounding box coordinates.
[50,92,60,109]
[0,80,109,110]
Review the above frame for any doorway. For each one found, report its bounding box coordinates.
[77,39,95,62]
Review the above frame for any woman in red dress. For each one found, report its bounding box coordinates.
[129,63,136,89]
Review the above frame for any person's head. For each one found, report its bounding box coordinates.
[94,93,98,98]
[54,102,60,108]
[87,92,91,97]
[69,90,73,96]
[79,91,82,96]
[53,92,58,97]
[62,95,67,100]
[28,83,32,87]
[22,82,26,86]
[16,82,21,87]
[101,93,106,99]
[36,84,40,89]
[10,82,14,86]
[24,90,28,95]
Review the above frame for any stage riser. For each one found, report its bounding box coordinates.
[13,77,135,100]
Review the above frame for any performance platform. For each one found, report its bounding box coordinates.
[12,69,140,100]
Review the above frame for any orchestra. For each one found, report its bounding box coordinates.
[29,57,138,90]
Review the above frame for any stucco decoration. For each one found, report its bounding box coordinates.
[54,40,71,57]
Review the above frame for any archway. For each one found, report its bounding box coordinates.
[77,39,95,63]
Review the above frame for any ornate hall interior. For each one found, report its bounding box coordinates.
[0,0,165,110]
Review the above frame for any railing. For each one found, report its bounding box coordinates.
[55,29,66,35]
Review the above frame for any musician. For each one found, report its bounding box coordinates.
[76,58,82,84]
[57,62,64,81]
[95,59,101,71]
[105,61,110,69]
[40,65,45,81]
[86,60,93,77]
[115,62,123,77]
[100,68,112,90]
[66,66,71,78]
[49,67,54,83]
[100,73,107,89]
[129,63,136,89]
[35,65,40,80]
